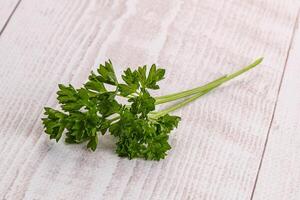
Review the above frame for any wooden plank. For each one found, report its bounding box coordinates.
[0,0,20,33]
[252,9,300,200]
[0,0,298,199]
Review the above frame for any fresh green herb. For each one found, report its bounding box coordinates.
[42,58,263,160]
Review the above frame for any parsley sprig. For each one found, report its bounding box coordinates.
[42,58,263,160]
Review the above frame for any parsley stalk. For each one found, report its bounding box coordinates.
[151,85,220,118]
[154,57,263,104]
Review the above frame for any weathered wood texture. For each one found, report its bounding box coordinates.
[252,9,300,200]
[0,0,298,199]
[0,0,20,33]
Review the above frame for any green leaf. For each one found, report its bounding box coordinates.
[146,64,165,89]
[157,114,181,132]
[99,119,111,135]
[42,107,67,142]
[84,72,107,93]
[87,135,98,151]
[97,60,118,85]
[95,92,121,117]
[118,84,137,96]
[56,84,83,111]
[122,68,139,87]
[118,68,140,96]
[129,91,155,117]
[137,65,147,88]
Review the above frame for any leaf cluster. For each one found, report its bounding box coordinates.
[42,60,180,160]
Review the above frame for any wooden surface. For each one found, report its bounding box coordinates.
[0,0,299,199]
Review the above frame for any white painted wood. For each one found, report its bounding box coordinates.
[0,0,298,199]
[0,0,20,31]
[252,9,300,200]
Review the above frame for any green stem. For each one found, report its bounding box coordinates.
[108,115,120,123]
[152,84,220,118]
[117,94,136,98]
[155,76,226,105]
[154,57,263,105]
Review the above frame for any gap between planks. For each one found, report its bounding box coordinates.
[0,0,22,36]
[250,7,300,200]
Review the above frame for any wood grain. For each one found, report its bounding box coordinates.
[252,9,300,200]
[0,0,20,33]
[0,0,298,199]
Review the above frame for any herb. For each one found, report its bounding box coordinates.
[42,58,263,160]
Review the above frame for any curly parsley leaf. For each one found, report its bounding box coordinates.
[97,60,118,85]
[109,108,180,160]
[129,90,156,117]
[42,107,67,142]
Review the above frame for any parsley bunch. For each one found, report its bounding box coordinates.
[42,58,263,160]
